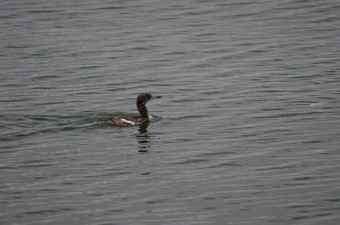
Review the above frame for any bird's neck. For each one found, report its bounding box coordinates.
[137,103,150,118]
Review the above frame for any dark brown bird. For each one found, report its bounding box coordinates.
[107,93,162,127]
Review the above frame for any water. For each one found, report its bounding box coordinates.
[1,0,340,224]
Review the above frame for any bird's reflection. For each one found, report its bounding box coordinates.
[136,122,150,153]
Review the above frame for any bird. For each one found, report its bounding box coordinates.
[107,93,162,127]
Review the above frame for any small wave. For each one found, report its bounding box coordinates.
[0,113,111,141]
[309,103,324,107]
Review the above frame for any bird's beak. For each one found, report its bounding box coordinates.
[152,95,162,99]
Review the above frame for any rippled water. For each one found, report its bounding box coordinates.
[1,0,340,224]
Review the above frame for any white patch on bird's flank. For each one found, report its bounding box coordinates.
[148,114,153,120]
[121,118,135,125]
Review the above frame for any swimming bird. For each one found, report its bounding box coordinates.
[107,93,162,127]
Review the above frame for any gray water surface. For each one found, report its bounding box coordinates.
[1,0,340,224]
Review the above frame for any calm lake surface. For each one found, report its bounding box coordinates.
[1,0,340,224]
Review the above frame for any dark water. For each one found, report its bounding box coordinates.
[1,0,340,224]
